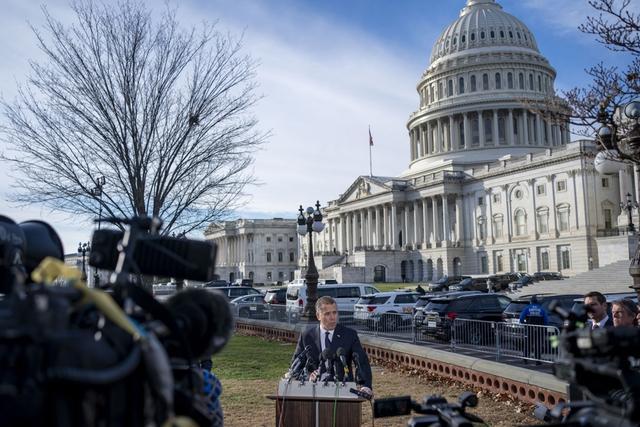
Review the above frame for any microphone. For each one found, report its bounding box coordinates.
[349,387,372,400]
[320,348,335,383]
[289,345,312,378]
[164,288,234,359]
[352,352,365,385]
[304,357,318,381]
[336,347,349,378]
[333,358,344,383]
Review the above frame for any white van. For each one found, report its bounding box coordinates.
[285,283,380,315]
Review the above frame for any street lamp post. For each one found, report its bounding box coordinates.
[297,201,325,322]
[620,192,639,233]
[90,176,106,286]
[77,241,91,283]
[595,98,640,297]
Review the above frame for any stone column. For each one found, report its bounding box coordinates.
[420,124,427,158]
[382,204,388,247]
[328,218,334,251]
[436,118,443,153]
[432,196,439,243]
[410,130,416,160]
[523,109,529,145]
[493,109,499,145]
[478,111,485,147]
[427,122,433,155]
[549,175,558,236]
[448,115,455,151]
[442,195,450,244]
[507,109,514,145]
[570,170,579,230]
[352,211,358,250]
[463,112,470,148]
[367,207,374,246]
[528,179,537,238]
[546,120,553,146]
[422,198,429,246]
[502,185,511,241]
[455,195,463,244]
[403,204,410,247]
[413,200,420,246]
[391,203,397,249]
[535,114,543,145]
[486,190,494,242]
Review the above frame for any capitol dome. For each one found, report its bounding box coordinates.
[405,0,569,176]
[430,0,538,67]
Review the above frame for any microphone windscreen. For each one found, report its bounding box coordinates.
[336,347,346,357]
[166,289,233,359]
[321,348,334,361]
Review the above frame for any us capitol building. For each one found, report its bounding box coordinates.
[304,0,638,283]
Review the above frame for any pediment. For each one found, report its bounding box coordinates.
[338,176,391,204]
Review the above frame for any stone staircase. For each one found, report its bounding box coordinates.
[512,259,636,297]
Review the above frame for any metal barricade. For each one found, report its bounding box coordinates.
[413,314,453,346]
[450,318,498,356]
[372,312,414,342]
[495,322,560,364]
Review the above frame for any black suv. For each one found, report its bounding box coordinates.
[502,294,582,329]
[264,288,287,305]
[427,275,471,292]
[532,272,564,281]
[486,273,519,291]
[420,293,511,343]
[413,291,482,326]
[448,277,490,292]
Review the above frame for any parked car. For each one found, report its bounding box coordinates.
[413,291,482,327]
[486,273,519,291]
[427,275,471,292]
[532,272,564,281]
[502,294,582,329]
[230,294,268,319]
[264,288,287,305]
[285,283,380,316]
[507,275,535,291]
[208,286,261,300]
[449,277,490,292]
[232,279,254,287]
[353,291,420,330]
[420,293,512,343]
[204,279,228,288]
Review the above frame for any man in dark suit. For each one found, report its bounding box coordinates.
[292,296,373,395]
[584,291,613,329]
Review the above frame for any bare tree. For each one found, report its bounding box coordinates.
[561,0,639,139]
[1,0,266,235]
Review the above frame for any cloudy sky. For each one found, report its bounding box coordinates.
[0,0,634,252]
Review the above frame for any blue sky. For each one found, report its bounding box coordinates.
[0,0,635,252]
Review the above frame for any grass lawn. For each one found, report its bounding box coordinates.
[213,334,294,380]
[374,282,419,292]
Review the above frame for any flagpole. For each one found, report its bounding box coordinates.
[368,125,373,177]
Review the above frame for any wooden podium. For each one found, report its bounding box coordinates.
[267,379,366,427]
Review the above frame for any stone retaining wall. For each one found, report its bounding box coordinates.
[235,319,568,407]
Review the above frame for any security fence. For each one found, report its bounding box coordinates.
[233,304,561,364]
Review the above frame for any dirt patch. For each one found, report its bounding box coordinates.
[220,357,538,426]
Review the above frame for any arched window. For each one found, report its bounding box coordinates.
[429,84,434,103]
[462,34,466,43]
[507,72,513,89]
[515,209,527,236]
[438,81,443,99]
[447,79,454,97]
[518,73,524,89]
[509,31,513,38]
[482,73,489,90]
[480,31,485,39]
[493,214,504,238]
[471,32,476,41]
[477,217,486,240]
[495,73,501,89]
[459,121,465,148]
[470,75,477,92]
[500,30,505,38]
[529,74,534,90]
[490,30,495,38]
[458,77,465,94]
[538,75,542,91]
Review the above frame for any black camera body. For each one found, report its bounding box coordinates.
[0,214,229,427]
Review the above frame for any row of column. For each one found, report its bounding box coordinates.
[323,195,464,254]
[210,235,246,266]
[409,108,571,161]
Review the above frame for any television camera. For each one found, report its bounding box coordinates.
[0,214,231,427]
[526,301,640,427]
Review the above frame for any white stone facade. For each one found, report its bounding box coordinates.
[311,0,637,283]
[205,218,298,284]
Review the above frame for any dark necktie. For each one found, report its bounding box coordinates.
[325,331,331,350]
